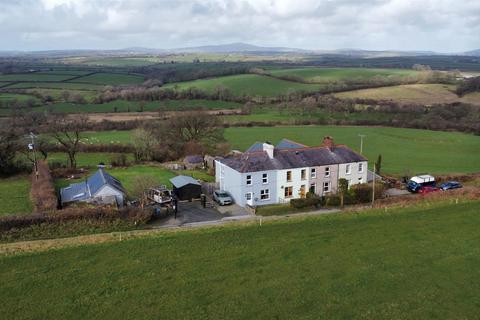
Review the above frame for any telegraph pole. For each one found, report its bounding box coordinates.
[29,132,38,180]
[371,163,376,207]
[358,134,366,155]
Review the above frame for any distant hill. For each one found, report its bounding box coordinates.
[172,42,309,53]
[463,49,480,56]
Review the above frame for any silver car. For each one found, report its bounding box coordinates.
[213,190,233,205]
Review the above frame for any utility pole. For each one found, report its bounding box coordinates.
[371,163,376,207]
[28,132,39,180]
[358,134,366,155]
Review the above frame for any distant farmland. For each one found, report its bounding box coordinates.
[268,67,419,83]
[164,74,324,97]
[335,83,480,106]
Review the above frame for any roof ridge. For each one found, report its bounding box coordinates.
[279,138,308,147]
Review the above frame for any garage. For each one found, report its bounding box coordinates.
[170,175,202,201]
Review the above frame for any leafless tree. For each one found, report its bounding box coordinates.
[48,113,88,168]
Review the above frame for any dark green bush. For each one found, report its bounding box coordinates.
[290,193,321,209]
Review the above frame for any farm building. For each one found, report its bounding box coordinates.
[60,169,126,207]
[183,155,204,170]
[170,175,202,201]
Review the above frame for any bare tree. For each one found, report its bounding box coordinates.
[48,113,87,168]
[133,128,157,161]
[131,176,158,209]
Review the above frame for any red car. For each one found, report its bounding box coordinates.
[418,186,440,194]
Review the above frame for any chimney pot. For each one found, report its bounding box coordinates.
[323,136,335,150]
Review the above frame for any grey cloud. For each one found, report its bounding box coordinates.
[0,0,478,52]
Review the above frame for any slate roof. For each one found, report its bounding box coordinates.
[218,139,367,173]
[276,139,307,150]
[60,169,125,204]
[245,142,264,153]
[170,175,201,188]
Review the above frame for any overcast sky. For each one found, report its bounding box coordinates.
[0,0,479,52]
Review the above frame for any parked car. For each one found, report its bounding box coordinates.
[213,190,233,205]
[418,186,440,194]
[439,181,463,191]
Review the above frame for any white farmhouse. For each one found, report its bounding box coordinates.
[215,137,368,207]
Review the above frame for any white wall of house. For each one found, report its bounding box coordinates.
[241,170,277,207]
[309,164,339,197]
[215,161,243,205]
[338,161,368,188]
[276,167,309,203]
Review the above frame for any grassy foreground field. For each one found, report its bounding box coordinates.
[1,201,480,319]
[0,176,33,216]
[335,83,480,106]
[225,126,480,175]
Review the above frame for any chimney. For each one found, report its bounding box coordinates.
[323,136,335,151]
[263,142,274,159]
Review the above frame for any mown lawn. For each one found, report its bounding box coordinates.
[0,175,33,216]
[225,125,480,175]
[1,201,480,319]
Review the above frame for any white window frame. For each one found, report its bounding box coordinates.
[358,163,364,173]
[346,164,351,175]
[301,169,306,181]
[311,168,316,179]
[260,189,270,200]
[325,167,330,177]
[284,186,293,198]
[323,181,330,193]
[262,173,268,184]
[286,171,292,182]
[246,192,252,201]
[246,175,252,186]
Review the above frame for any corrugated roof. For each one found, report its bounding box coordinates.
[218,139,367,173]
[61,169,124,204]
[170,175,201,188]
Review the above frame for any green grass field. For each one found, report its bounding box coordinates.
[225,126,480,175]
[335,83,480,106]
[0,73,77,82]
[77,126,480,174]
[165,74,324,96]
[71,73,144,85]
[46,152,134,168]
[1,201,480,319]
[0,175,33,216]
[7,81,104,90]
[268,67,418,83]
[0,93,39,102]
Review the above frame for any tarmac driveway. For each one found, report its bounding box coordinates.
[151,201,242,227]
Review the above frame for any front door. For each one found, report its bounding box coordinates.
[246,192,253,206]
[309,183,316,194]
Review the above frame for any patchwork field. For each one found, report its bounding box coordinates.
[0,175,33,216]
[268,67,419,82]
[165,74,324,96]
[1,201,480,319]
[335,83,480,106]
[0,93,39,102]
[0,73,77,82]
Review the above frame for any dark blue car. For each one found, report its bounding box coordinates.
[439,181,463,191]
